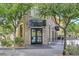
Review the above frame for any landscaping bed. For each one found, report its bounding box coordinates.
[65,43,79,55]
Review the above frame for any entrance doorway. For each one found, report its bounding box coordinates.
[31,28,42,44]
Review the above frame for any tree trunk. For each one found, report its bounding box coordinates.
[63,29,67,55]
[12,19,16,38]
[13,26,16,48]
[14,27,16,39]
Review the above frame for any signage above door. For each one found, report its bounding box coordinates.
[29,19,46,27]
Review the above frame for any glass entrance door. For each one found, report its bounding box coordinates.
[31,28,42,44]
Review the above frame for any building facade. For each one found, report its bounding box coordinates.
[16,9,59,47]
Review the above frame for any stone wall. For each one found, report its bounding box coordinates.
[16,15,58,46]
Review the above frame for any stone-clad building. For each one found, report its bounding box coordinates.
[16,9,59,47]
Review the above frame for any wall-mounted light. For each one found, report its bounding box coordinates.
[55,26,60,31]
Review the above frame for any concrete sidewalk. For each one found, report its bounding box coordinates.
[0,40,64,56]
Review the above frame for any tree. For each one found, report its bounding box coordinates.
[67,22,79,38]
[6,4,33,39]
[0,3,33,38]
[37,3,79,55]
[0,4,13,39]
[0,3,33,47]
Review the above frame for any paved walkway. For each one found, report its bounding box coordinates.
[0,40,64,56]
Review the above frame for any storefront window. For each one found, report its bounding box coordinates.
[20,25,23,37]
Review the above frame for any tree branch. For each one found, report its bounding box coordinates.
[59,15,61,24]
[65,18,71,28]
[53,16,64,29]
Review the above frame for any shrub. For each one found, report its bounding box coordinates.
[1,39,14,47]
[65,44,79,55]
[15,37,24,46]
